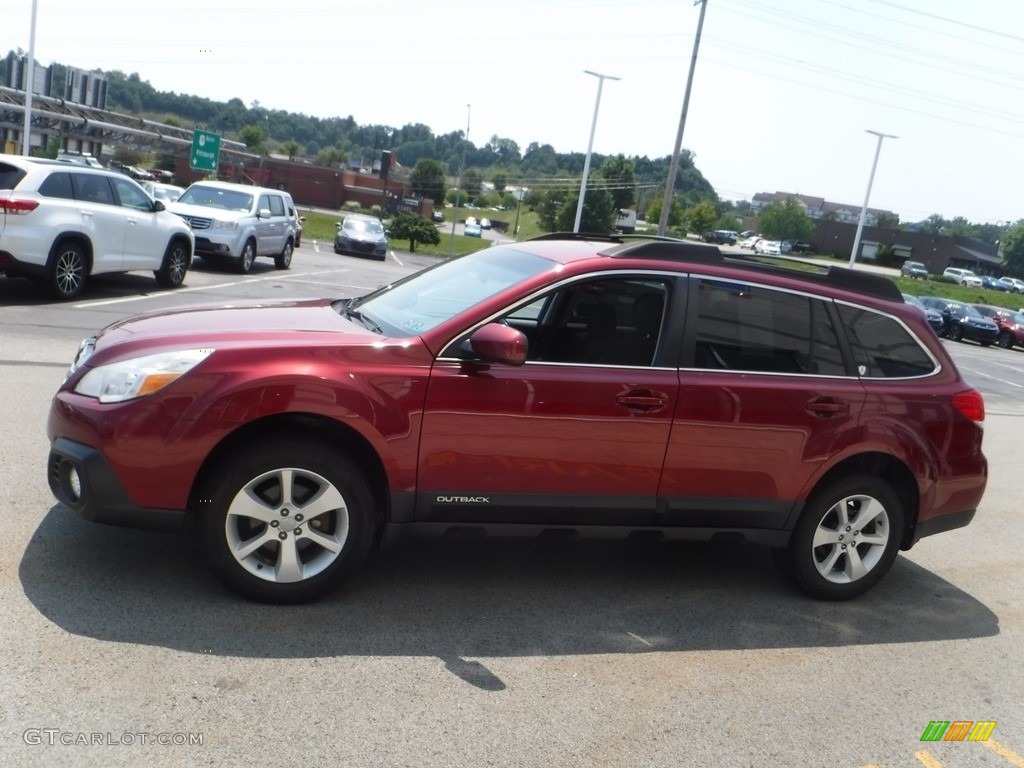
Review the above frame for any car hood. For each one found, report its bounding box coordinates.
[166,201,250,222]
[81,298,395,366]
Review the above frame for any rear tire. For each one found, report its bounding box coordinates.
[274,239,293,270]
[997,330,1014,349]
[947,324,963,342]
[49,241,87,299]
[196,442,376,603]
[778,475,903,600]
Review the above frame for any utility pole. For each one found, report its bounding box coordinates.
[448,104,471,258]
[22,0,40,156]
[658,0,708,236]
[574,70,620,233]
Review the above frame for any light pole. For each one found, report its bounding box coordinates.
[573,70,619,233]
[21,0,40,156]
[849,130,898,268]
[448,103,471,258]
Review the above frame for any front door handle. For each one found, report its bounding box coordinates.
[616,389,667,412]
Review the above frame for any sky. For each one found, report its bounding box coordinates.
[3,0,1023,225]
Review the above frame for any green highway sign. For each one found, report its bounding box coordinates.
[190,129,221,172]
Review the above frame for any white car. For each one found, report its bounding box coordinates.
[142,181,185,204]
[943,267,983,287]
[0,156,194,299]
[998,276,1024,294]
[754,239,782,256]
[739,235,762,249]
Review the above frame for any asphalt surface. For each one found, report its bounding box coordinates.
[1,245,1023,768]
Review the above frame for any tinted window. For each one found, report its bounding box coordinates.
[837,304,936,378]
[39,172,74,199]
[0,163,28,190]
[692,279,845,375]
[268,195,286,216]
[71,173,115,205]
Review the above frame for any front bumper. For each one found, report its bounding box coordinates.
[48,437,187,532]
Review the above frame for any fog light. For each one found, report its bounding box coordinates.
[62,462,82,503]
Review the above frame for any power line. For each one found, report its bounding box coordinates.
[868,0,1024,44]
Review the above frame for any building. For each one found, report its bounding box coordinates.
[752,191,898,228]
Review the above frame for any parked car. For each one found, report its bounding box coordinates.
[902,293,944,334]
[998,277,1024,294]
[972,304,1024,349]
[464,223,483,238]
[55,150,103,169]
[333,214,388,260]
[46,235,987,603]
[943,267,983,287]
[780,240,813,254]
[754,239,782,256]
[431,210,445,223]
[899,260,929,279]
[702,230,736,245]
[0,156,194,299]
[980,275,1008,291]
[480,218,492,229]
[739,235,762,250]
[919,296,998,345]
[168,181,298,273]
[142,181,185,204]
[287,202,304,248]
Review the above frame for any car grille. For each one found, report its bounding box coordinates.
[180,215,212,231]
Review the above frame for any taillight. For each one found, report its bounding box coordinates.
[0,197,40,214]
[953,388,985,424]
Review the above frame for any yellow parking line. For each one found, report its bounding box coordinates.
[914,751,944,768]
[985,739,1024,767]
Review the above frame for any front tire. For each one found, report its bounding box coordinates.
[274,239,293,270]
[997,330,1014,349]
[947,323,963,342]
[236,239,257,274]
[196,443,376,603]
[49,241,87,299]
[155,238,191,288]
[779,475,903,600]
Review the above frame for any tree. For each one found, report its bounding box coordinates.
[410,159,447,205]
[646,195,684,229]
[757,197,813,240]
[684,201,718,235]
[239,124,266,153]
[491,170,508,193]
[555,188,616,234]
[596,154,636,213]
[387,212,441,253]
[715,214,742,232]
[281,140,300,160]
[316,147,347,168]
[1000,220,1024,275]
[462,168,483,198]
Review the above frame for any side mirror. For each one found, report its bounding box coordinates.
[258,208,271,219]
[466,323,527,366]
[152,200,166,212]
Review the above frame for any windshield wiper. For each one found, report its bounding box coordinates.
[345,306,382,334]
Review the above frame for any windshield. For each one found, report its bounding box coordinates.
[902,294,925,310]
[351,246,554,337]
[346,218,384,234]
[177,185,254,212]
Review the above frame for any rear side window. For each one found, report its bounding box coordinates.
[692,278,845,375]
[837,304,937,378]
[39,172,74,199]
[0,163,28,190]
[71,173,115,205]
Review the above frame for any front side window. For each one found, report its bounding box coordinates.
[268,195,286,216]
[110,177,153,211]
[692,279,845,375]
[837,304,937,378]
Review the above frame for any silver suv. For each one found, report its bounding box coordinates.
[168,181,297,273]
[0,157,194,299]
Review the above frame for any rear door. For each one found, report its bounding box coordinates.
[661,276,867,532]
[70,173,126,272]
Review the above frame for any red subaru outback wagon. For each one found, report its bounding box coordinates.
[47,236,988,603]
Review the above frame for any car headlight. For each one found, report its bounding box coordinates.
[212,219,240,230]
[74,349,214,403]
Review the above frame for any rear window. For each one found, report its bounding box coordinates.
[0,163,27,190]
[837,304,937,378]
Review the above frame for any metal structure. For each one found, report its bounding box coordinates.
[0,85,253,161]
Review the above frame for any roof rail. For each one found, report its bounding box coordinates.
[531,233,902,302]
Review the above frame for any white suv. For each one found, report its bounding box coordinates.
[943,267,983,287]
[168,181,297,273]
[0,157,194,299]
